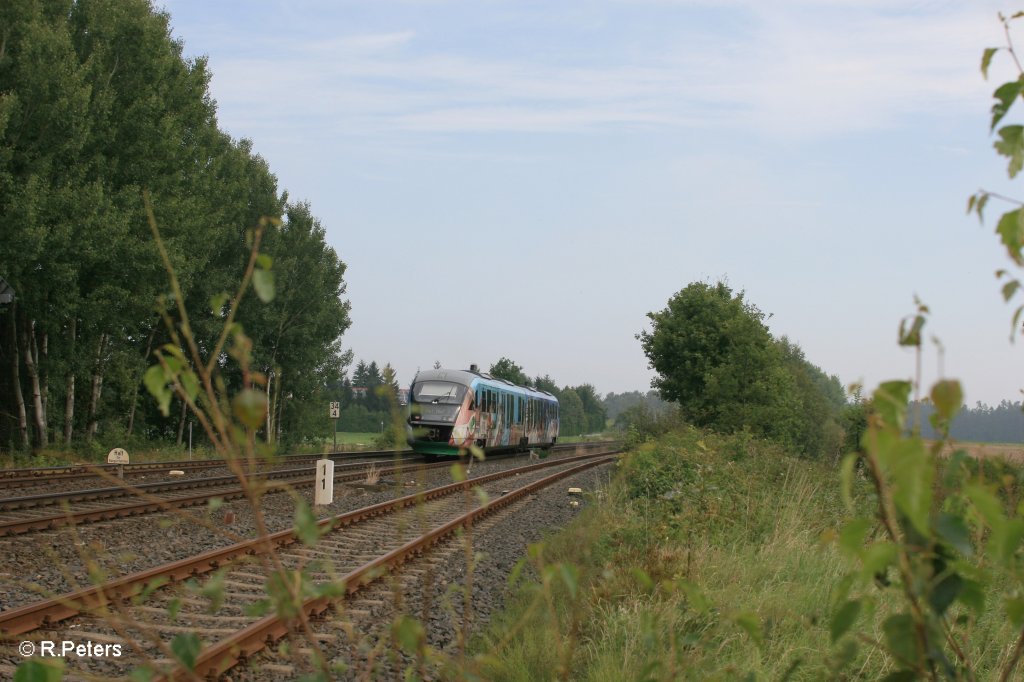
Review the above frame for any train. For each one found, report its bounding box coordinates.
[406,365,559,457]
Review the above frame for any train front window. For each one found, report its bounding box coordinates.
[413,382,466,404]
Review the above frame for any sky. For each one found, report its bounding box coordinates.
[161,0,1024,406]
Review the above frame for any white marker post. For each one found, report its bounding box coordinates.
[314,458,334,506]
[107,448,129,479]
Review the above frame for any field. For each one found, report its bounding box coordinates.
[934,440,1024,462]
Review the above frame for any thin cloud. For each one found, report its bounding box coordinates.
[200,2,1010,137]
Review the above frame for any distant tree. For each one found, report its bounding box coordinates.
[489,357,531,386]
[639,281,781,427]
[776,337,846,458]
[533,375,559,394]
[909,399,1024,443]
[433,360,442,369]
[379,363,400,404]
[638,280,840,455]
[603,390,669,422]
[572,384,607,433]
[559,387,586,437]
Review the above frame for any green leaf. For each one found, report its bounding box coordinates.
[179,370,199,403]
[201,570,227,613]
[839,453,857,512]
[935,513,973,557]
[957,579,985,614]
[733,612,763,647]
[160,344,187,362]
[294,499,321,546]
[929,572,962,616]
[170,632,201,670]
[253,268,275,303]
[678,580,712,614]
[143,364,172,417]
[1008,596,1024,628]
[976,192,990,223]
[313,580,346,598]
[167,597,182,620]
[966,484,1006,529]
[992,79,1023,131]
[507,557,527,587]
[898,315,925,347]
[991,518,1024,564]
[392,614,425,654]
[209,292,229,316]
[630,567,653,594]
[256,253,273,270]
[839,517,872,557]
[996,208,1024,264]
[129,666,155,682]
[872,381,912,432]
[930,380,963,423]
[876,436,933,536]
[558,563,580,599]
[996,125,1024,178]
[135,576,169,603]
[862,542,897,578]
[882,614,920,667]
[982,47,999,78]
[449,463,466,482]
[830,599,861,643]
[244,599,272,617]
[1004,279,1022,302]
[14,659,64,682]
[232,389,267,429]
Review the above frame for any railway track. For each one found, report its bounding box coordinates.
[0,443,615,537]
[0,449,406,491]
[0,450,620,680]
[0,457,423,537]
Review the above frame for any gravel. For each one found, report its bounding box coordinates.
[0,452,612,612]
[233,461,618,680]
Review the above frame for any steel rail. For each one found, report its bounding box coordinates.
[0,440,617,486]
[0,444,606,532]
[0,456,428,537]
[0,450,621,639]
[0,449,408,487]
[173,454,618,680]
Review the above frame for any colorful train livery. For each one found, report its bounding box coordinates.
[406,366,559,457]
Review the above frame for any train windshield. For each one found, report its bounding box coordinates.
[413,381,466,405]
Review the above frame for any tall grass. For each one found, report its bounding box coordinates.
[471,428,870,680]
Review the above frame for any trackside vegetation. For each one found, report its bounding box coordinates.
[471,426,1024,680]
[638,280,848,460]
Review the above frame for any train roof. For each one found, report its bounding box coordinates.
[411,368,558,402]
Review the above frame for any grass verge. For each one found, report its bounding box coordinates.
[469,427,1022,680]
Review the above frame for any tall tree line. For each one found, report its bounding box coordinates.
[909,400,1024,443]
[0,0,350,452]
